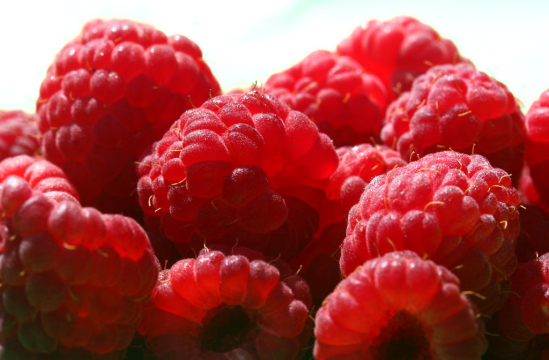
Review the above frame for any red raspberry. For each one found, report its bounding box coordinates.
[36,19,221,215]
[292,144,406,303]
[138,245,312,360]
[337,16,465,100]
[264,50,387,147]
[525,89,549,208]
[136,90,338,261]
[293,144,406,270]
[0,111,40,161]
[483,252,549,359]
[0,156,159,358]
[381,63,525,180]
[321,143,407,230]
[341,151,520,315]
[0,155,79,209]
[314,251,487,360]
[506,253,549,335]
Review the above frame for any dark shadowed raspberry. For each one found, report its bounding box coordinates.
[136,90,338,261]
[525,89,549,210]
[0,155,159,358]
[0,111,40,161]
[517,165,547,211]
[337,16,466,100]
[341,151,520,315]
[484,252,549,359]
[138,245,312,360]
[380,63,525,181]
[0,155,80,213]
[314,251,487,360]
[36,18,221,216]
[477,311,549,360]
[507,253,549,335]
[264,50,387,147]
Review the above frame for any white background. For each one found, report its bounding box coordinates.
[1,0,548,113]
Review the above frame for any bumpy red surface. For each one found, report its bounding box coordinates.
[265,50,387,147]
[0,111,40,161]
[0,155,158,358]
[321,143,407,230]
[337,16,465,100]
[139,245,312,360]
[525,89,549,209]
[137,90,338,261]
[314,251,487,360]
[341,151,520,315]
[380,63,525,180]
[36,18,220,215]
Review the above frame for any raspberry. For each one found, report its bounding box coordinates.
[483,314,545,359]
[313,251,487,360]
[0,156,159,358]
[483,253,549,359]
[525,89,549,208]
[341,151,520,315]
[138,245,312,359]
[137,90,338,260]
[515,205,549,263]
[0,155,79,212]
[506,253,549,335]
[0,111,40,161]
[337,16,465,100]
[36,19,221,215]
[264,50,387,147]
[292,144,406,303]
[380,63,525,180]
[321,143,407,230]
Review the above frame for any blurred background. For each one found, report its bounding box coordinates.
[1,0,548,112]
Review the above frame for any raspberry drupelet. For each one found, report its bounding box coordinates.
[337,16,465,100]
[36,18,221,215]
[341,151,520,315]
[380,63,526,181]
[136,90,338,261]
[314,251,487,360]
[264,50,387,147]
[0,155,159,358]
[138,245,312,360]
[0,111,40,161]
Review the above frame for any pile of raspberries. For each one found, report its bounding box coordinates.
[1,16,549,360]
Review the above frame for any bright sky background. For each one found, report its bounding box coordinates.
[1,0,548,113]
